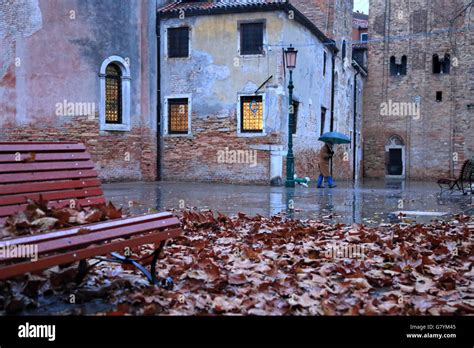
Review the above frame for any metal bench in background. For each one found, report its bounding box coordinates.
[437,159,473,195]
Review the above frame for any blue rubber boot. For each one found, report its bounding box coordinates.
[317,175,324,188]
[327,176,337,188]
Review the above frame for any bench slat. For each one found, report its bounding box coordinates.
[0,160,95,173]
[0,169,99,184]
[0,196,106,217]
[0,215,180,262]
[0,143,86,152]
[0,227,182,280]
[0,179,101,196]
[0,187,104,205]
[32,217,180,255]
[0,152,92,163]
[0,212,174,246]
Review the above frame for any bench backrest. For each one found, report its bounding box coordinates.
[0,142,105,223]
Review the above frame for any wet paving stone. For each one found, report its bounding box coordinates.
[103,179,474,226]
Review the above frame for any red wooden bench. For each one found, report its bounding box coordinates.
[0,142,181,286]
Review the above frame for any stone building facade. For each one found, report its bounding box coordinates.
[290,0,366,181]
[363,0,474,179]
[0,0,364,185]
[158,0,342,184]
[0,0,160,182]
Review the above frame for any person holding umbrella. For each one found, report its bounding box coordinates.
[317,131,351,188]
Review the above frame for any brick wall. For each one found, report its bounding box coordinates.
[162,111,280,184]
[363,0,472,179]
[0,0,158,183]
[0,116,157,182]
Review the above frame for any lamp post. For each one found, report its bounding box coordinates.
[284,45,298,188]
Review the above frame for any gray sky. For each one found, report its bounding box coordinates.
[354,0,369,14]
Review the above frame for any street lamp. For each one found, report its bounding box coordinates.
[284,45,298,188]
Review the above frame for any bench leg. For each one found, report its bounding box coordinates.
[75,242,173,288]
[109,241,169,287]
[75,259,89,284]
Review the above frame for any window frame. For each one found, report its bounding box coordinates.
[166,26,191,59]
[360,32,368,42]
[99,56,131,132]
[163,94,192,137]
[237,20,266,57]
[237,93,266,137]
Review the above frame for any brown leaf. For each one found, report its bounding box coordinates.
[228,273,248,285]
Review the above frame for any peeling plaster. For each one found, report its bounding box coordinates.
[0,0,42,79]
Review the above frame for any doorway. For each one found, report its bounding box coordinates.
[385,135,405,178]
[388,148,403,175]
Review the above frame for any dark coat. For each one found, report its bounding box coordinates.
[318,143,333,177]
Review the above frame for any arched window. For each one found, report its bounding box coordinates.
[99,56,131,131]
[432,53,450,74]
[105,63,122,124]
[390,56,397,75]
[442,53,450,74]
[390,56,407,76]
[432,54,440,73]
[341,40,346,61]
[400,55,407,75]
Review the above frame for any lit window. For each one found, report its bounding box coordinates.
[240,96,263,132]
[168,98,189,134]
[105,63,122,124]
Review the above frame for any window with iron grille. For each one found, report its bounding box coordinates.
[240,22,264,55]
[240,95,263,132]
[168,27,189,58]
[168,98,189,134]
[105,63,122,124]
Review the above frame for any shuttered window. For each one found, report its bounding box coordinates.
[168,27,189,58]
[240,22,264,55]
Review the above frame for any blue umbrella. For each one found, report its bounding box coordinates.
[318,131,351,144]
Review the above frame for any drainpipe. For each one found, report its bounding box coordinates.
[330,55,335,132]
[156,15,162,181]
[353,70,360,181]
[329,53,336,176]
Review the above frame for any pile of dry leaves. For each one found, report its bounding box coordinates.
[0,199,124,239]
[1,209,473,316]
